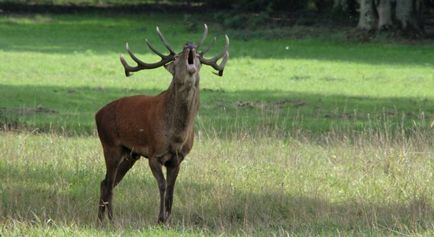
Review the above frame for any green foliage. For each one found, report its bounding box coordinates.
[213,11,271,30]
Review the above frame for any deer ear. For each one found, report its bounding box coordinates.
[164,62,175,75]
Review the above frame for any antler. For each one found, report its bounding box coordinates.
[197,24,216,56]
[199,34,229,76]
[196,24,208,50]
[120,26,176,77]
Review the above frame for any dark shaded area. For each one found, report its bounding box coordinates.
[1,163,432,234]
[0,2,209,15]
[0,0,314,15]
[1,84,432,137]
[1,0,433,37]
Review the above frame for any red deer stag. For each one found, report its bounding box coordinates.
[95,24,229,224]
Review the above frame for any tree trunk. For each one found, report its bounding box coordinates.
[396,0,424,34]
[356,0,426,36]
[377,0,394,30]
[358,0,377,30]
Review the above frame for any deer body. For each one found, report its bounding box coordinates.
[96,25,228,224]
[96,82,199,161]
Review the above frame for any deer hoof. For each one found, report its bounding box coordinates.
[157,215,166,224]
[157,213,172,225]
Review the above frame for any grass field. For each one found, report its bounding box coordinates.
[0,12,433,236]
[0,13,433,135]
[1,132,433,236]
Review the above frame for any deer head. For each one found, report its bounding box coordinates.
[119,24,229,84]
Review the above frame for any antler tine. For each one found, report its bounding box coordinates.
[196,24,208,50]
[119,54,135,77]
[120,42,174,77]
[200,34,230,76]
[156,26,176,55]
[214,50,229,76]
[145,39,165,58]
[200,36,216,56]
[125,42,148,66]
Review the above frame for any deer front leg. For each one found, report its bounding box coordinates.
[149,157,167,224]
[165,163,180,222]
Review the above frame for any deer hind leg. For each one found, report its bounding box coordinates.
[98,146,124,223]
[148,157,167,224]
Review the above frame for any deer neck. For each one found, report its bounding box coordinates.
[164,76,200,142]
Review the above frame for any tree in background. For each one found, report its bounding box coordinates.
[358,0,378,30]
[358,0,425,35]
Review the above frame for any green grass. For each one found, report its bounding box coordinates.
[0,13,433,135]
[0,12,434,236]
[1,132,433,236]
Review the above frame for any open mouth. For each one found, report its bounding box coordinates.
[186,48,197,74]
[187,49,194,65]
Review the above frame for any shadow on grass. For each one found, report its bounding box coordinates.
[0,84,432,136]
[1,163,432,235]
[0,12,433,66]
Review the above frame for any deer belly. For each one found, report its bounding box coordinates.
[119,131,171,159]
[129,146,150,158]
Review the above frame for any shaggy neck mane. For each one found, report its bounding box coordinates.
[164,76,200,146]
